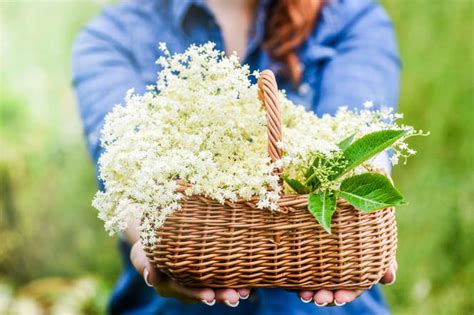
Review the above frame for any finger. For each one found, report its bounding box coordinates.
[215,289,240,307]
[237,288,251,300]
[333,289,364,306]
[380,261,397,285]
[298,291,314,303]
[313,289,333,307]
[130,241,163,287]
[169,282,216,304]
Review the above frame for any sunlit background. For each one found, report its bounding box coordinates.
[1,1,473,314]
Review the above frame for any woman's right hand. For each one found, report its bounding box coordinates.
[130,241,250,307]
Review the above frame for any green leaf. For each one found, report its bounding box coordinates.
[337,173,407,212]
[304,156,320,179]
[304,165,314,180]
[283,176,309,194]
[338,134,355,150]
[304,157,322,191]
[308,191,337,233]
[343,130,407,173]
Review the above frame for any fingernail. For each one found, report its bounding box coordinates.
[386,266,397,285]
[238,293,250,300]
[201,299,216,306]
[224,300,240,307]
[314,301,328,307]
[334,300,346,307]
[300,296,312,303]
[143,268,153,287]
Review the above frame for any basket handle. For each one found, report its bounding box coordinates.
[258,70,283,175]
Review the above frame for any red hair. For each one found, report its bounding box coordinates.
[264,0,324,85]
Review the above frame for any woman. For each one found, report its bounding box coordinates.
[73,0,399,314]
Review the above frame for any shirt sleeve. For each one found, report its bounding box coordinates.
[72,6,146,165]
[314,1,401,116]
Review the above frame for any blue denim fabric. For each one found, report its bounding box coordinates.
[72,0,400,314]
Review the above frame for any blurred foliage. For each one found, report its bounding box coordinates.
[0,0,473,314]
[0,1,120,311]
[381,1,474,314]
[0,277,109,314]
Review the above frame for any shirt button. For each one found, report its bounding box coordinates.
[298,62,305,72]
[88,130,99,145]
[298,83,310,95]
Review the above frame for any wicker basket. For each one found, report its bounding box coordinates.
[145,70,397,291]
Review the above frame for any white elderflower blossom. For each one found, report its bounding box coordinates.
[363,100,374,108]
[93,42,421,245]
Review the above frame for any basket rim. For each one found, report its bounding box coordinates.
[175,168,391,212]
[175,182,395,215]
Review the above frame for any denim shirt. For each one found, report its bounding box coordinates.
[72,0,400,314]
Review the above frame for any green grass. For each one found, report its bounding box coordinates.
[0,1,120,286]
[381,1,474,314]
[1,1,473,314]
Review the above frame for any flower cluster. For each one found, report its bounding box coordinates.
[93,42,420,245]
[278,99,424,186]
[302,151,349,192]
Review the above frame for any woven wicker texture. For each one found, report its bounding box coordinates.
[145,70,397,290]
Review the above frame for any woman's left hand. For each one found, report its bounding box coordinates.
[298,259,397,306]
[131,241,250,307]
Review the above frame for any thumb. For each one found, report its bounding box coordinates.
[380,259,398,285]
[130,241,163,287]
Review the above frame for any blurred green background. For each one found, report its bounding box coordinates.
[0,0,473,314]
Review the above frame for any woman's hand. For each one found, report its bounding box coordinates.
[297,260,397,306]
[130,241,250,307]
